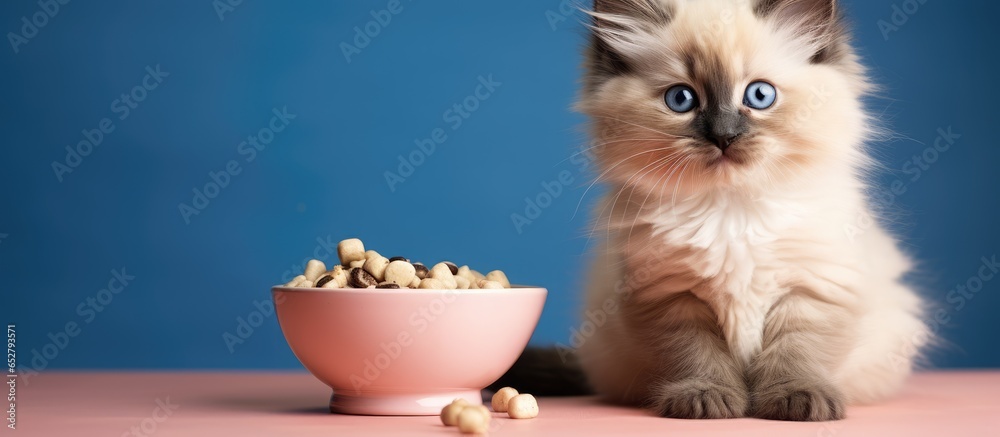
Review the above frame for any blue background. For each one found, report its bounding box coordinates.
[2,0,997,370]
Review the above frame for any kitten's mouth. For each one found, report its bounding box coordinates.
[706,148,751,167]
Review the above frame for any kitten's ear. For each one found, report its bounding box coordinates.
[755,0,845,63]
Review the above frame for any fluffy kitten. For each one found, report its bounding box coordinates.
[575,0,928,421]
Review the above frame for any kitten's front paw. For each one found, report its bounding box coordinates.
[751,378,845,421]
[653,379,748,419]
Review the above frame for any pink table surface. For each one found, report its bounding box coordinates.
[9,371,1000,436]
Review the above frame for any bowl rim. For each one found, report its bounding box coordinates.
[271,285,547,295]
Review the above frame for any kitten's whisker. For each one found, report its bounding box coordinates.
[554,138,672,166]
[581,149,674,247]
[590,115,686,139]
[572,146,673,221]
[669,157,695,212]
[603,154,672,247]
[626,157,679,249]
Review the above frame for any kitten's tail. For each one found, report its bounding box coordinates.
[486,346,594,396]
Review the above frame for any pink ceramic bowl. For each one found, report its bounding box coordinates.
[272,285,547,416]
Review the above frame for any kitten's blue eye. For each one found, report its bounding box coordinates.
[744,81,776,109]
[664,85,698,113]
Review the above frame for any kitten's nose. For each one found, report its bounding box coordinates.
[709,134,739,151]
[697,107,748,152]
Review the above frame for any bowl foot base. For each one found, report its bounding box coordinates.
[330,390,482,416]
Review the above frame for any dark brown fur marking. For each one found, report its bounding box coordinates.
[622,292,748,419]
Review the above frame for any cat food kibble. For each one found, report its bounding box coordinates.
[384,260,416,286]
[363,255,391,282]
[419,278,445,289]
[414,262,430,279]
[478,280,504,289]
[430,262,458,289]
[279,238,515,290]
[485,270,510,288]
[440,398,469,426]
[348,267,378,288]
[491,387,519,412]
[506,394,539,419]
[284,274,308,287]
[337,238,366,265]
[457,405,491,434]
[315,275,335,288]
[304,259,326,281]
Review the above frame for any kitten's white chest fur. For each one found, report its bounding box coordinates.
[643,191,797,363]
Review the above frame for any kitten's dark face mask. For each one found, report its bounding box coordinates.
[580,0,868,192]
[660,56,778,167]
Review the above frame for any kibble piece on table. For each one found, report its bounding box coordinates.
[457,405,491,434]
[304,259,326,281]
[485,270,510,288]
[506,394,538,419]
[478,280,504,289]
[363,255,391,282]
[376,282,400,289]
[337,238,366,266]
[389,256,408,263]
[443,261,459,275]
[430,263,458,289]
[440,398,469,426]
[408,276,421,288]
[384,260,416,286]
[348,267,378,288]
[349,259,366,269]
[471,269,486,280]
[491,387,519,412]
[454,276,471,290]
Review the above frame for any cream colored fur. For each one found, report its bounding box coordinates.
[576,0,928,415]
